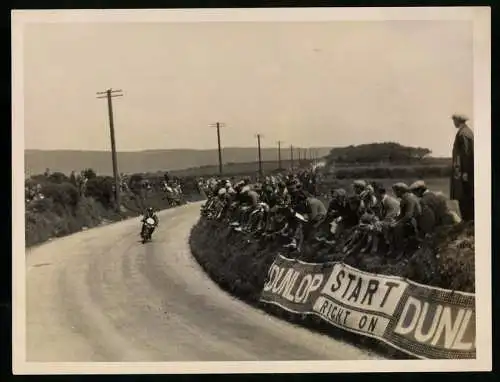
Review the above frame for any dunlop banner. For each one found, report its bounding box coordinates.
[260,254,476,359]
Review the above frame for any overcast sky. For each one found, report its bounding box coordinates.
[23,20,473,157]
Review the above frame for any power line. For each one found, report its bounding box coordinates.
[210,122,225,175]
[96,88,123,211]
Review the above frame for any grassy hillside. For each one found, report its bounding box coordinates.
[25,147,333,176]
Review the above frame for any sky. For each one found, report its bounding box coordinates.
[23,20,473,157]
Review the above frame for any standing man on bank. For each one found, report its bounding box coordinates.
[450,114,475,221]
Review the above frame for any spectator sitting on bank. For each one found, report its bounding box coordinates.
[410,180,461,237]
[373,184,400,253]
[360,183,379,215]
[390,182,422,254]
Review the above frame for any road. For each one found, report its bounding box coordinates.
[26,202,384,362]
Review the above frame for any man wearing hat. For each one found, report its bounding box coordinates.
[410,180,461,231]
[352,180,367,194]
[409,180,438,236]
[373,184,400,252]
[451,114,474,221]
[391,182,422,251]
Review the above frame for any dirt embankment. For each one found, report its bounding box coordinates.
[188,217,474,359]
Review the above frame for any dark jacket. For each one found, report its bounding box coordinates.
[451,124,474,201]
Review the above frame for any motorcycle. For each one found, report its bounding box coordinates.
[141,217,157,243]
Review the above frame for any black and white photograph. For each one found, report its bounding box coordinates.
[13,7,491,374]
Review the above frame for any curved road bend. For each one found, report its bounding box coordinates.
[26,202,385,362]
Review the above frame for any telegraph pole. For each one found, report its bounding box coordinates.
[97,88,123,211]
[290,144,294,170]
[256,133,263,178]
[210,122,225,175]
[277,140,283,170]
[298,147,301,163]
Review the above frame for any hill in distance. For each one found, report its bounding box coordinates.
[25,147,333,176]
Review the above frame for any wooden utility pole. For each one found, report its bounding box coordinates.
[97,88,123,211]
[256,133,263,178]
[290,144,294,170]
[210,122,225,175]
[277,140,284,170]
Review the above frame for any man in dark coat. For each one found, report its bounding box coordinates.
[450,114,474,221]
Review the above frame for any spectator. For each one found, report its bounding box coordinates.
[410,180,461,232]
[374,185,400,222]
[352,180,367,196]
[292,191,327,242]
[391,182,422,252]
[450,114,474,221]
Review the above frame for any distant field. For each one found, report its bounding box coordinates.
[169,160,451,179]
[320,177,450,196]
[169,159,307,177]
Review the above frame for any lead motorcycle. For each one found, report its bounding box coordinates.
[141,216,157,244]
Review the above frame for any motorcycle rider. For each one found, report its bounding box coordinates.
[141,207,159,237]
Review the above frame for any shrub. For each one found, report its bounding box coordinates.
[41,182,80,209]
[331,165,451,179]
[27,198,54,213]
[85,176,115,208]
[81,168,97,180]
[48,172,70,184]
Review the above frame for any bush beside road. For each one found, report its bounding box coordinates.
[25,170,202,247]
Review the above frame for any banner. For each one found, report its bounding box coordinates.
[260,254,476,360]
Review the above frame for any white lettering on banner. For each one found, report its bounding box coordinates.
[262,264,324,305]
[394,296,475,351]
[320,264,408,316]
[312,296,390,337]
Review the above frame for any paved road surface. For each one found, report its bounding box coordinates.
[26,202,384,361]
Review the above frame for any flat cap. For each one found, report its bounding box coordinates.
[392,182,409,192]
[333,188,347,197]
[353,180,367,187]
[410,180,427,191]
[451,114,469,122]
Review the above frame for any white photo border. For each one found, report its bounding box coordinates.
[12,6,491,374]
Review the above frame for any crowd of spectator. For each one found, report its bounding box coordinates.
[200,113,474,256]
[200,167,464,256]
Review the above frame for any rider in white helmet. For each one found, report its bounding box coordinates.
[141,207,159,235]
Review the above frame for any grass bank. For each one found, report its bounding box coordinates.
[188,197,474,359]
